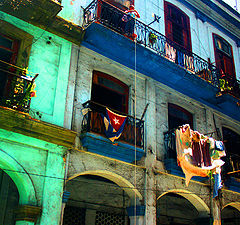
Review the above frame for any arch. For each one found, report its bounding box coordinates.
[0,149,37,205]
[157,189,210,217]
[222,202,240,211]
[68,170,143,200]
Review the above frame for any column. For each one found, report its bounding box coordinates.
[127,205,145,225]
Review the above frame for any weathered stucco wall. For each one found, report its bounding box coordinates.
[0,128,66,225]
[66,43,240,224]
[0,11,72,127]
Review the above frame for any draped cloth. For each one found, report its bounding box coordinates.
[175,124,225,189]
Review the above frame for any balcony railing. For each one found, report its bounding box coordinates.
[164,130,240,179]
[81,101,144,148]
[0,60,38,113]
[83,0,240,99]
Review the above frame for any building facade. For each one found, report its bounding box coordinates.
[0,1,80,224]
[1,0,240,225]
[61,0,240,225]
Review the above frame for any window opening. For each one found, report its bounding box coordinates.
[168,103,193,130]
[91,71,129,113]
[164,1,192,51]
[222,127,240,177]
[0,33,19,97]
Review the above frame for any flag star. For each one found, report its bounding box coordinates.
[113,117,120,125]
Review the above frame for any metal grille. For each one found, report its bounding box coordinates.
[95,211,125,225]
[63,206,86,225]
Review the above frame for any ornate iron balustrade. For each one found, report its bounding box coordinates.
[164,130,177,160]
[81,100,144,148]
[0,60,38,113]
[83,0,240,99]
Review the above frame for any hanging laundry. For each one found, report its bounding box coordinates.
[174,124,225,195]
[175,124,192,158]
[184,54,194,72]
[165,42,176,62]
[213,172,223,198]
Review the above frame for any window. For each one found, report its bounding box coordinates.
[0,20,33,97]
[0,33,19,97]
[222,127,240,176]
[164,1,192,51]
[168,103,193,130]
[91,71,129,113]
[213,34,235,77]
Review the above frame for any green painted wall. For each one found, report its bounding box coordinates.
[0,128,66,225]
[0,11,72,127]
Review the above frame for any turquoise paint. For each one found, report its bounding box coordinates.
[0,11,72,127]
[16,222,35,225]
[0,128,66,224]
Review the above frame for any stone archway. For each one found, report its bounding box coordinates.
[157,189,210,225]
[0,149,37,205]
[222,202,240,225]
[63,170,143,225]
[68,170,143,200]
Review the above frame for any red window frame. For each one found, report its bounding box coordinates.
[92,71,129,113]
[213,33,236,78]
[0,33,19,64]
[164,1,192,51]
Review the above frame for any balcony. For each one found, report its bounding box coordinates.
[80,101,145,163]
[83,0,240,100]
[0,60,38,113]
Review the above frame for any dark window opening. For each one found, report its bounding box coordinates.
[0,33,19,97]
[164,1,192,51]
[222,127,240,177]
[168,103,193,130]
[91,71,129,114]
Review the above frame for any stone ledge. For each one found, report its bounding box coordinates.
[0,106,77,148]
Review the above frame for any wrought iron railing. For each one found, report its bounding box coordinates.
[0,60,38,113]
[83,0,240,99]
[164,130,177,160]
[81,100,144,148]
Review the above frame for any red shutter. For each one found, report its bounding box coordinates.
[164,2,173,41]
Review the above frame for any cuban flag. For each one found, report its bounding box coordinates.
[102,108,127,142]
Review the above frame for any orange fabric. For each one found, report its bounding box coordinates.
[178,155,209,186]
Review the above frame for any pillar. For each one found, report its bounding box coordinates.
[127,205,145,225]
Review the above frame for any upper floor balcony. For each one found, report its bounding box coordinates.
[82,0,240,122]
[0,60,38,113]
[80,100,145,163]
